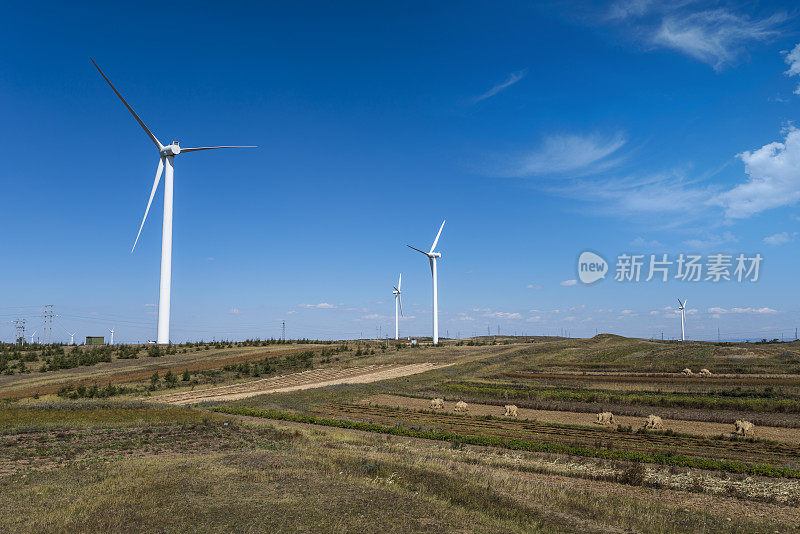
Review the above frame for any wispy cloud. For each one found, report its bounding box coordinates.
[763,231,797,245]
[228,308,243,315]
[785,43,800,94]
[484,311,522,319]
[707,306,777,315]
[299,302,336,309]
[472,70,527,103]
[605,2,785,71]
[684,231,738,250]
[526,284,543,290]
[501,132,626,177]
[630,237,664,248]
[560,279,577,287]
[654,9,783,71]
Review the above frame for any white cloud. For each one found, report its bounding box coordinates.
[607,3,785,71]
[484,311,522,319]
[526,284,543,290]
[228,308,243,315]
[472,70,527,103]
[763,231,796,245]
[560,279,578,286]
[607,0,655,21]
[684,231,738,250]
[706,306,778,315]
[299,303,336,309]
[361,313,383,320]
[206,257,215,261]
[654,9,783,70]
[504,133,626,177]
[286,310,298,315]
[630,236,664,248]
[784,43,800,94]
[713,127,800,218]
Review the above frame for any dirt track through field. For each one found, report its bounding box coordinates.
[152,363,448,406]
[367,394,800,445]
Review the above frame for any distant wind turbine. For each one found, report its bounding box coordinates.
[59,324,76,345]
[392,274,403,340]
[408,220,445,345]
[677,298,687,341]
[29,331,37,344]
[109,328,115,346]
[91,59,256,345]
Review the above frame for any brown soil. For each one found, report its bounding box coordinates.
[152,363,449,405]
[0,346,315,400]
[368,394,800,444]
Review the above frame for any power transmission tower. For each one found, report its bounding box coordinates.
[281,320,286,341]
[14,319,25,346]
[43,305,53,345]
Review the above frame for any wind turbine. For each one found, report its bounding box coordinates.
[109,328,115,346]
[408,220,445,345]
[392,274,403,340]
[91,59,256,345]
[677,298,687,341]
[29,331,37,344]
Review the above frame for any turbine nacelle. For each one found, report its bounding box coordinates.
[160,142,181,157]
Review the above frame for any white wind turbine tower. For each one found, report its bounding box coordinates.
[677,298,687,341]
[109,328,115,346]
[91,59,256,345]
[392,274,403,340]
[408,220,445,345]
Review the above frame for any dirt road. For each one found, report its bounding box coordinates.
[152,363,447,405]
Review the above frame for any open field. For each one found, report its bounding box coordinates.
[364,393,800,444]
[0,344,320,400]
[2,335,800,532]
[152,363,448,405]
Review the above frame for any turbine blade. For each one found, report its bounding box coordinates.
[683,299,687,307]
[180,146,257,153]
[429,219,446,253]
[132,157,165,252]
[407,245,430,256]
[676,298,683,307]
[90,58,163,150]
[398,273,401,291]
[429,257,434,276]
[399,294,404,317]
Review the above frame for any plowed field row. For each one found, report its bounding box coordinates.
[312,403,800,467]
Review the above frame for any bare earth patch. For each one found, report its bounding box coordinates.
[152,363,449,405]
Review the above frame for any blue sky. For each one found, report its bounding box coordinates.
[2,1,800,343]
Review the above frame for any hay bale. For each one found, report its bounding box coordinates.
[595,411,614,425]
[733,420,755,437]
[643,414,664,430]
[430,398,444,410]
[699,368,712,376]
[454,401,469,413]
[682,368,694,376]
[503,404,518,417]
